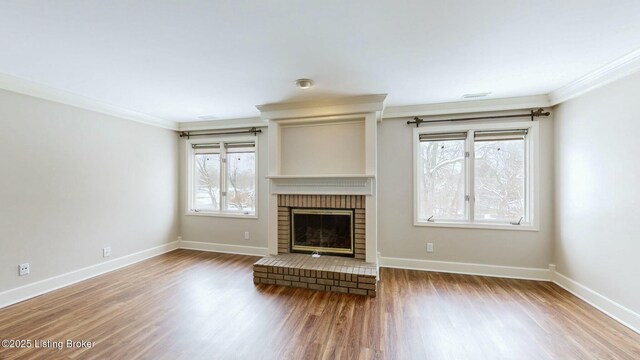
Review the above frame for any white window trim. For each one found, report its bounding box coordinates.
[413,120,539,231]
[185,135,259,219]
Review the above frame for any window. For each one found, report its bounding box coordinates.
[188,139,257,217]
[415,122,537,229]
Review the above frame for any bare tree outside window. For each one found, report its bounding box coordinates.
[195,153,221,210]
[418,139,466,221]
[225,150,256,213]
[474,139,525,222]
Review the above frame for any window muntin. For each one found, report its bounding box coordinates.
[189,140,257,217]
[415,125,534,228]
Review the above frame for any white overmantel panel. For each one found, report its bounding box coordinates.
[280,120,365,175]
[258,95,386,264]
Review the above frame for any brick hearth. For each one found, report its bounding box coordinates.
[253,253,377,296]
[254,194,376,296]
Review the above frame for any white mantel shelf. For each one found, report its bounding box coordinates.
[268,175,375,196]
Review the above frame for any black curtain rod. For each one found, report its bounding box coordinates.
[406,108,550,127]
[179,127,262,139]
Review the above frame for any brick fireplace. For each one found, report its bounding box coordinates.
[277,194,366,260]
[253,95,386,296]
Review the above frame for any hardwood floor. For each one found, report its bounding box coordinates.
[1,250,638,359]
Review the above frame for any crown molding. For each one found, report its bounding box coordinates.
[549,48,640,106]
[178,117,265,131]
[257,94,387,121]
[0,72,178,130]
[5,44,640,129]
[383,95,550,119]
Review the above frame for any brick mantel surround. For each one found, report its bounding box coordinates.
[277,194,366,260]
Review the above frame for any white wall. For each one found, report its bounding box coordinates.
[554,72,640,316]
[0,89,180,292]
[377,114,555,269]
[179,130,269,249]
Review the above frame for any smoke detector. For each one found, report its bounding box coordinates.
[295,78,314,89]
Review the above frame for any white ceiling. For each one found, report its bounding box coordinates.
[1,1,640,123]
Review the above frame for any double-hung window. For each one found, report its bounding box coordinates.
[188,138,257,217]
[414,121,537,230]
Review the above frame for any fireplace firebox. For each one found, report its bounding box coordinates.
[290,208,354,257]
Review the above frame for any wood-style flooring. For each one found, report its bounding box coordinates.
[0,249,638,359]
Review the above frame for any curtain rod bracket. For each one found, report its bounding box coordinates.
[530,108,550,121]
[407,117,426,127]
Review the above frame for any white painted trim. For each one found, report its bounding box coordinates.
[4,43,640,129]
[257,94,387,121]
[2,239,638,336]
[179,240,268,257]
[383,95,550,119]
[379,256,550,281]
[269,176,374,196]
[378,259,639,334]
[0,72,178,130]
[549,265,640,334]
[184,211,258,219]
[0,241,179,309]
[412,221,539,231]
[549,48,640,105]
[178,117,266,131]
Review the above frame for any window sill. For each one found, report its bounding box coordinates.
[414,221,538,232]
[186,211,258,219]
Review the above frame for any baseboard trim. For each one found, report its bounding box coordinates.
[3,243,637,335]
[0,241,179,309]
[549,264,640,334]
[379,256,550,281]
[179,240,268,257]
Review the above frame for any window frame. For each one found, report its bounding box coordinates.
[186,135,258,219]
[413,120,539,231]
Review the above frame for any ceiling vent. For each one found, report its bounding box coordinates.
[463,92,491,99]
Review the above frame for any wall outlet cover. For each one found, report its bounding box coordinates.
[103,246,111,258]
[19,263,30,276]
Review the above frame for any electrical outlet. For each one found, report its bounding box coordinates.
[103,246,111,258]
[19,263,30,276]
[426,243,434,253]
[244,231,250,240]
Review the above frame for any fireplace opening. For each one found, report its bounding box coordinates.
[290,208,354,257]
